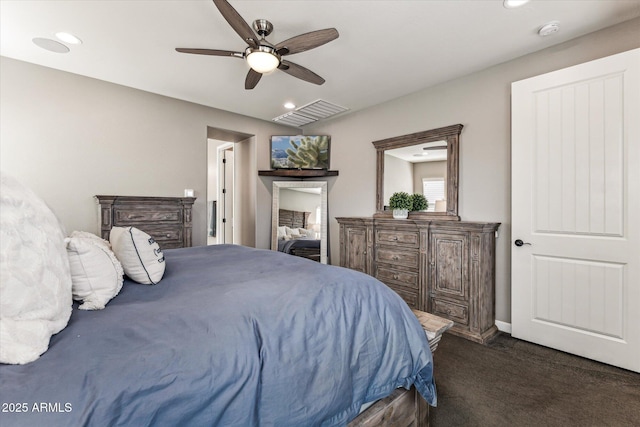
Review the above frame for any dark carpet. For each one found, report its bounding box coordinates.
[430,332,640,427]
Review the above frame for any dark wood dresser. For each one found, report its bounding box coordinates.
[96,195,196,249]
[336,217,500,344]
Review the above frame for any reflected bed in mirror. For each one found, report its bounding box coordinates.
[373,124,463,220]
[271,181,328,264]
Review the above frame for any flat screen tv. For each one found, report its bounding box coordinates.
[270,135,330,170]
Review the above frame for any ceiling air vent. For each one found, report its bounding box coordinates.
[272,99,349,127]
[272,111,318,127]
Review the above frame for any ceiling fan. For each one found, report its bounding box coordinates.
[176,0,339,90]
[422,142,448,151]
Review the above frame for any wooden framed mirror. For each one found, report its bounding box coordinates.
[373,124,463,220]
[271,181,328,264]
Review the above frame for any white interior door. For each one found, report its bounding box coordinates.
[511,48,640,372]
[218,145,234,244]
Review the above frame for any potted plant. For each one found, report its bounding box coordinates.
[389,192,412,219]
[410,193,428,212]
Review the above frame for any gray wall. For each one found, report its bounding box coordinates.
[383,155,413,204]
[0,56,294,247]
[413,161,447,195]
[306,18,640,324]
[280,188,321,224]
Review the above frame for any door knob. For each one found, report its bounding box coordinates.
[514,239,532,247]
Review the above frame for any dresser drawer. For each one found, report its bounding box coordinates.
[376,230,419,248]
[376,247,419,269]
[138,226,184,249]
[432,298,469,326]
[388,286,419,309]
[114,207,182,225]
[376,266,419,290]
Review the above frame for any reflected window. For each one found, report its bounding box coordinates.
[422,178,445,212]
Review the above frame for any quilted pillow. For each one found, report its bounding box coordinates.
[70,230,112,249]
[66,232,124,310]
[110,226,165,285]
[0,172,73,365]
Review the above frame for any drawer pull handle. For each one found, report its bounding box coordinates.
[166,234,171,238]
[393,274,399,280]
[393,236,398,241]
[392,256,399,260]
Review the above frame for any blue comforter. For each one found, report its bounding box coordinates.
[278,237,320,254]
[0,245,435,426]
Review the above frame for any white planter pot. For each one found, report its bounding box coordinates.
[392,209,409,219]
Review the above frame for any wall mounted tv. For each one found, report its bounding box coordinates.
[270,135,330,170]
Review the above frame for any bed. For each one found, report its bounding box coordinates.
[277,208,321,261]
[0,245,437,426]
[0,180,441,427]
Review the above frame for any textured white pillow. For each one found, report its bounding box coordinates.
[110,226,165,285]
[70,230,112,249]
[66,233,124,310]
[0,172,73,365]
[298,228,314,238]
[287,226,301,237]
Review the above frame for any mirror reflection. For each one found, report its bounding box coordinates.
[373,124,462,219]
[271,181,327,264]
[384,141,448,212]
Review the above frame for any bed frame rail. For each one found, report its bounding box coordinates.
[347,310,453,427]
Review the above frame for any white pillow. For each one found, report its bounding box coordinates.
[277,226,287,240]
[0,172,72,365]
[109,227,165,285]
[298,228,314,238]
[288,227,301,237]
[66,233,124,310]
[70,230,112,249]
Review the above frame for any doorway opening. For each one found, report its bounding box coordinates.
[206,126,254,246]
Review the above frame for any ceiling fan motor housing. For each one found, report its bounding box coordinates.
[253,19,273,37]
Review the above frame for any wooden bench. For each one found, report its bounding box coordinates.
[411,308,454,353]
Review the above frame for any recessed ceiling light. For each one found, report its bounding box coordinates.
[284,102,296,109]
[55,32,82,45]
[503,0,530,8]
[32,37,69,53]
[538,21,560,37]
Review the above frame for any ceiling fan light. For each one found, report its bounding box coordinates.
[246,50,280,73]
[503,0,529,8]
[55,32,82,45]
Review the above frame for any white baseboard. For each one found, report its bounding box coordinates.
[495,320,512,334]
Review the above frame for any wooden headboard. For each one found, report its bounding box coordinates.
[279,209,310,229]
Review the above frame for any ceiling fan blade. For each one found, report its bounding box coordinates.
[279,60,325,85]
[245,69,262,90]
[212,0,258,48]
[422,145,448,151]
[275,28,339,56]
[176,48,243,58]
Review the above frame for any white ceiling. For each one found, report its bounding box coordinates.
[386,140,448,163]
[2,0,639,127]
